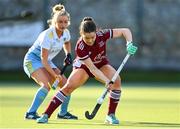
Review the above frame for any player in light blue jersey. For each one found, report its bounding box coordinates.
[23,4,77,120]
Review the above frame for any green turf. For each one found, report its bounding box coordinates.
[0,83,180,129]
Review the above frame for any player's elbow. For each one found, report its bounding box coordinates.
[112,76,121,90]
[62,82,75,95]
[121,28,131,34]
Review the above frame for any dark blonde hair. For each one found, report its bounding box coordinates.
[79,17,96,34]
[48,4,70,27]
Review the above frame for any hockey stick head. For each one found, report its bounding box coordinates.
[85,111,94,120]
[85,103,101,120]
[85,54,131,120]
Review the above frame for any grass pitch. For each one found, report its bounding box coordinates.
[0,82,179,129]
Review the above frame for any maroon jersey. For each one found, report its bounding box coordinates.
[73,29,113,77]
[75,29,112,64]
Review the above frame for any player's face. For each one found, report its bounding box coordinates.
[82,32,96,46]
[55,15,69,32]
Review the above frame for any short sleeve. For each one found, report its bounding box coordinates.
[39,33,51,50]
[75,42,89,60]
[100,29,113,41]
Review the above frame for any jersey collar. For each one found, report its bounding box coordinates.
[52,27,64,40]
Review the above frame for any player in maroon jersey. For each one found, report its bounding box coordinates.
[37,17,138,124]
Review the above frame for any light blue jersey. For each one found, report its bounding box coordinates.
[23,27,71,77]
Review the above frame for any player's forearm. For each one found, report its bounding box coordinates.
[113,28,133,42]
[83,58,110,84]
[121,28,133,42]
[63,42,71,55]
[42,60,57,78]
[90,67,109,84]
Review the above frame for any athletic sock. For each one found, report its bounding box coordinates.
[59,95,71,116]
[108,90,121,115]
[44,91,67,118]
[28,87,48,113]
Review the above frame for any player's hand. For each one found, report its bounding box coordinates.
[126,42,138,55]
[106,81,114,90]
[51,74,62,90]
[55,74,63,83]
[64,53,72,65]
[54,68,61,75]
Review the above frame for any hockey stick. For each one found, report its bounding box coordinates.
[51,64,68,90]
[85,54,131,119]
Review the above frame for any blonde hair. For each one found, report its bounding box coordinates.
[48,4,70,27]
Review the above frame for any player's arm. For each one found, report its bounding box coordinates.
[63,41,71,55]
[41,48,60,79]
[112,28,138,55]
[63,41,72,65]
[82,57,110,85]
[112,28,132,42]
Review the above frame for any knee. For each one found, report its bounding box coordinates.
[112,76,121,90]
[39,81,51,91]
[57,76,67,88]
[61,83,74,95]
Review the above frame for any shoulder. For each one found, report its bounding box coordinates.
[75,38,86,51]
[75,38,89,59]
[39,27,54,40]
[63,29,70,37]
[63,29,71,41]
[96,29,111,36]
[64,29,70,34]
[96,29,113,39]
